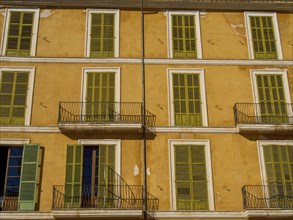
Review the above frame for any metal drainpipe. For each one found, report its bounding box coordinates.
[141,0,147,219]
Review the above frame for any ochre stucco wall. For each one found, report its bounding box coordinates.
[0,8,292,218]
[0,10,292,60]
[0,61,292,127]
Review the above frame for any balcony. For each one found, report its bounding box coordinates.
[58,102,156,133]
[52,166,159,219]
[0,189,19,211]
[233,103,293,134]
[242,185,293,218]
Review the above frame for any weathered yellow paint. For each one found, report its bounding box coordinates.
[0,8,292,219]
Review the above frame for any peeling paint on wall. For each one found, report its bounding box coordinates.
[40,9,57,18]
[216,192,221,203]
[200,11,208,19]
[230,23,246,37]
[133,164,139,176]
[147,167,150,176]
[0,9,5,16]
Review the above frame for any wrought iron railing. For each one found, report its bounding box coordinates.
[52,184,145,209]
[0,189,19,211]
[234,103,293,124]
[58,102,156,128]
[52,165,159,211]
[242,185,293,209]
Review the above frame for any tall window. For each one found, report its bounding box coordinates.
[259,142,293,203]
[1,9,39,56]
[168,69,207,126]
[65,143,118,208]
[0,144,40,211]
[170,140,214,211]
[0,71,29,125]
[245,12,282,59]
[251,70,291,124]
[85,72,115,121]
[86,10,119,58]
[168,12,202,59]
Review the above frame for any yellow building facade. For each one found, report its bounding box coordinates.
[0,0,292,220]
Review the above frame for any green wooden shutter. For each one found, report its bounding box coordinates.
[18,144,39,211]
[173,73,202,126]
[250,16,277,59]
[172,15,197,58]
[6,11,34,56]
[0,71,29,125]
[86,72,115,121]
[263,145,293,197]
[175,145,208,210]
[90,13,115,57]
[65,145,83,208]
[256,74,287,123]
[98,145,115,207]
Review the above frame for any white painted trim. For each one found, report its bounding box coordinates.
[81,67,120,103]
[236,124,293,134]
[167,11,202,59]
[155,210,246,218]
[52,209,142,218]
[168,68,208,126]
[0,9,8,56]
[155,126,236,133]
[0,212,54,220]
[85,9,120,58]
[78,139,121,176]
[0,138,30,145]
[257,140,293,187]
[250,69,292,118]
[244,12,283,60]
[244,209,293,218]
[1,8,40,56]
[0,126,60,133]
[1,56,293,66]
[0,66,35,126]
[0,125,237,133]
[169,139,214,211]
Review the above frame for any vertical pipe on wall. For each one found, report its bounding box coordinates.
[141,0,147,219]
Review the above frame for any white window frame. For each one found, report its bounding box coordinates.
[257,140,293,186]
[81,67,120,103]
[167,11,202,59]
[78,139,121,176]
[0,139,30,145]
[244,12,283,60]
[250,69,292,118]
[167,68,208,126]
[169,139,214,211]
[0,67,35,126]
[1,8,40,56]
[85,9,120,58]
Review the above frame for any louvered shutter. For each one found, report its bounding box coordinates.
[86,72,115,122]
[98,145,115,207]
[18,144,39,210]
[172,15,197,58]
[175,145,208,210]
[250,16,277,59]
[65,145,83,208]
[0,71,29,125]
[172,73,202,126]
[191,145,208,210]
[90,13,114,58]
[256,74,287,123]
[175,145,191,210]
[263,145,293,198]
[6,11,34,56]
